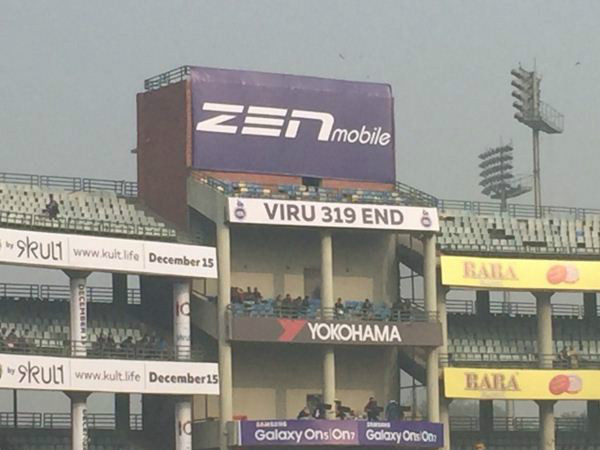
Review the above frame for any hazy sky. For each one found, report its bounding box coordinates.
[2,0,600,208]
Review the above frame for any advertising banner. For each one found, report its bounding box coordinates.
[0,227,217,278]
[441,255,600,291]
[190,67,395,183]
[444,367,600,400]
[0,353,219,395]
[228,317,442,347]
[236,419,443,447]
[228,198,439,232]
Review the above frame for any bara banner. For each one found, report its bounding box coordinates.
[227,198,439,232]
[228,317,442,347]
[190,67,395,183]
[444,367,600,400]
[0,353,219,395]
[235,419,443,447]
[441,255,600,291]
[0,227,217,278]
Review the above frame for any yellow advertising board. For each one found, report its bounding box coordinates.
[445,367,600,400]
[441,255,600,291]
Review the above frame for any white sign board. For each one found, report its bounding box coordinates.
[0,228,217,278]
[228,197,439,231]
[0,353,219,395]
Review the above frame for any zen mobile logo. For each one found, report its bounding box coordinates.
[196,102,392,147]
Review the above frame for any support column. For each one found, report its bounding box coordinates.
[538,400,556,450]
[475,290,490,316]
[68,392,90,450]
[321,230,336,419]
[65,270,91,450]
[174,280,192,450]
[479,400,493,434]
[115,394,130,432]
[587,400,600,433]
[423,234,439,422]
[584,292,597,319]
[217,224,233,450]
[536,292,555,450]
[112,273,128,307]
[439,398,451,450]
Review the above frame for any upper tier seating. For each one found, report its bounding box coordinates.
[0,431,144,450]
[0,182,176,240]
[438,210,600,254]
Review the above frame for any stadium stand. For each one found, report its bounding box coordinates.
[0,172,178,240]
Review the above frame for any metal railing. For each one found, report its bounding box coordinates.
[0,412,143,430]
[0,172,137,197]
[0,209,176,241]
[440,297,586,317]
[227,303,438,322]
[440,352,600,369]
[0,282,141,304]
[144,66,191,91]
[450,415,585,432]
[0,339,204,362]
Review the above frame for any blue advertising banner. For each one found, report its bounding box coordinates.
[236,419,443,447]
[190,67,395,183]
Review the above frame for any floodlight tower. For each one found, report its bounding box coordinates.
[479,144,531,211]
[511,65,564,217]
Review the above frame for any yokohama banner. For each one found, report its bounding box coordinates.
[190,67,395,183]
[227,197,439,231]
[228,316,442,347]
[0,353,219,395]
[234,419,443,447]
[0,227,217,278]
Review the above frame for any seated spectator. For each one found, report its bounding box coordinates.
[473,441,486,450]
[334,298,345,319]
[364,397,380,420]
[274,295,283,315]
[292,296,303,316]
[385,400,402,420]
[253,287,263,302]
[106,332,116,350]
[244,286,255,302]
[6,329,17,349]
[301,296,310,314]
[297,406,311,420]
[282,294,293,315]
[361,298,373,319]
[43,194,60,219]
[568,345,579,369]
[559,346,569,366]
[96,332,106,349]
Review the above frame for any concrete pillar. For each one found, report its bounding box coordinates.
[584,292,597,319]
[115,394,130,431]
[320,230,336,419]
[588,401,600,433]
[66,271,90,357]
[174,280,192,450]
[536,292,555,450]
[536,292,553,368]
[217,224,233,450]
[479,400,493,433]
[112,273,128,307]
[68,392,90,450]
[475,290,490,316]
[439,398,451,450]
[423,234,439,422]
[538,400,556,450]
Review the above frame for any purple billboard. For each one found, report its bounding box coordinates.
[236,419,443,447]
[190,67,395,183]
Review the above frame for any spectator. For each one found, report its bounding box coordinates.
[385,400,402,420]
[282,294,293,315]
[364,397,380,420]
[274,295,283,316]
[292,296,303,316]
[568,345,579,369]
[253,287,263,302]
[473,441,486,450]
[106,332,116,350]
[6,329,17,349]
[559,346,569,366]
[334,298,345,319]
[361,298,373,319]
[245,286,254,302]
[44,194,60,219]
[301,296,310,315]
[297,406,311,420]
